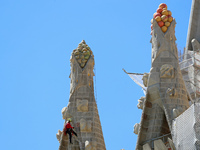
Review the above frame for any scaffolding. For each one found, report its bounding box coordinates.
[172,103,200,150]
[179,50,200,103]
[124,50,200,150]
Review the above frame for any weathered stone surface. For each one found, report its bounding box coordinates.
[148,68,159,86]
[146,101,152,108]
[136,17,189,150]
[154,139,168,150]
[80,118,92,132]
[58,133,69,150]
[148,86,160,102]
[58,41,106,150]
[143,143,151,150]
[77,99,88,112]
[85,141,97,150]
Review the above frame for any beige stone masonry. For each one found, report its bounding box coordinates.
[136,18,189,150]
[58,41,106,150]
[142,143,151,150]
[154,139,168,150]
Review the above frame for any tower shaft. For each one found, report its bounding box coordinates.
[57,41,106,150]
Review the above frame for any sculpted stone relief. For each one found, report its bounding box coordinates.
[61,103,72,120]
[77,99,89,112]
[191,38,200,51]
[56,130,62,142]
[166,87,177,98]
[137,96,146,110]
[72,40,92,68]
[80,118,92,132]
[133,123,140,135]
[160,64,174,78]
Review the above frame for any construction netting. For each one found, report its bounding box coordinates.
[124,50,200,103]
[126,73,147,93]
[172,103,200,150]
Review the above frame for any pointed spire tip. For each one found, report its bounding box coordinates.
[81,40,86,44]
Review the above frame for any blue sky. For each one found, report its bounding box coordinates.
[0,0,192,150]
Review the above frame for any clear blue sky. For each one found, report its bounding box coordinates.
[0,0,192,150]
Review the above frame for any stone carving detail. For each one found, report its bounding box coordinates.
[133,123,140,135]
[166,87,177,98]
[61,103,72,120]
[142,73,149,87]
[56,130,62,143]
[160,64,174,78]
[191,38,200,51]
[77,99,88,112]
[80,118,92,132]
[85,141,97,150]
[137,96,146,110]
[72,40,92,68]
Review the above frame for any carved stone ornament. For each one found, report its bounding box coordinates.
[137,96,146,110]
[61,104,72,120]
[133,123,140,135]
[80,118,92,132]
[142,73,149,87]
[72,40,92,68]
[160,64,174,78]
[77,99,88,112]
[191,38,200,51]
[166,87,177,98]
[56,130,62,142]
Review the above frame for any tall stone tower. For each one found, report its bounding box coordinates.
[57,40,106,150]
[186,0,200,51]
[182,0,200,103]
[135,8,190,149]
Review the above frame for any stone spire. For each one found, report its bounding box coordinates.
[57,40,106,150]
[136,17,189,149]
[186,0,200,51]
